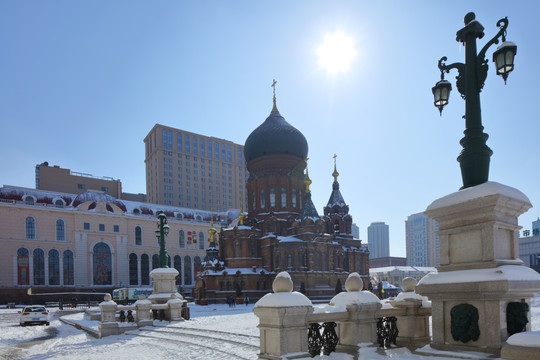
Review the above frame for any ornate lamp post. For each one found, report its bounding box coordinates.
[432,12,517,189]
[154,212,170,268]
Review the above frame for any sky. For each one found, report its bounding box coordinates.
[2,1,540,258]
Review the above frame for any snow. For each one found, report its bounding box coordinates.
[426,181,531,211]
[417,265,540,285]
[0,296,538,360]
[255,291,312,307]
[329,291,380,307]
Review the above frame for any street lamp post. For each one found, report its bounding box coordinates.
[154,212,170,268]
[432,12,517,189]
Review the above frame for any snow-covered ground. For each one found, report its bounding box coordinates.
[0,296,538,360]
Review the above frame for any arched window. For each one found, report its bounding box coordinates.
[355,259,361,273]
[24,196,34,205]
[141,254,150,285]
[26,217,35,239]
[281,187,287,208]
[129,253,138,285]
[56,219,65,241]
[174,255,182,285]
[234,241,240,257]
[260,189,265,208]
[93,242,112,285]
[194,256,202,279]
[298,252,305,268]
[287,253,293,269]
[250,241,256,257]
[252,192,256,210]
[322,252,328,271]
[17,248,29,285]
[316,252,322,271]
[179,230,185,248]
[48,249,60,285]
[275,254,281,269]
[63,250,74,285]
[292,189,297,208]
[269,188,275,208]
[198,232,204,250]
[152,254,159,269]
[54,199,64,207]
[33,248,45,285]
[184,256,192,285]
[133,208,140,215]
[135,226,142,245]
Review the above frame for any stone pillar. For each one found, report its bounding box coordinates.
[148,267,183,304]
[390,278,431,349]
[253,271,313,359]
[166,294,186,321]
[134,295,153,327]
[416,182,540,355]
[98,294,119,337]
[329,272,382,354]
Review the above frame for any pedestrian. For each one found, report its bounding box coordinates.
[244,296,249,306]
[232,295,236,307]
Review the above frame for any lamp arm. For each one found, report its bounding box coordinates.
[478,17,508,62]
[438,56,464,77]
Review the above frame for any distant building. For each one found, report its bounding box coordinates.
[519,219,540,272]
[143,124,248,211]
[351,223,360,239]
[369,256,407,268]
[369,265,437,289]
[0,185,227,303]
[367,222,389,259]
[405,212,439,267]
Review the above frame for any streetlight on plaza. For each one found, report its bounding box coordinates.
[154,212,170,268]
[432,12,517,189]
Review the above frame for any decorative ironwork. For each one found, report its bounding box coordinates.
[152,309,158,320]
[308,322,339,357]
[450,304,480,343]
[119,310,126,322]
[506,302,529,336]
[321,322,338,355]
[308,323,323,357]
[127,310,134,322]
[377,316,399,348]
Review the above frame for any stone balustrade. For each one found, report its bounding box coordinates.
[98,293,188,337]
[254,272,432,359]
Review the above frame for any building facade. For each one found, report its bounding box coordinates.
[519,219,540,272]
[196,95,369,303]
[367,221,389,259]
[0,185,227,303]
[144,124,248,211]
[369,256,407,268]
[369,265,437,288]
[405,212,439,267]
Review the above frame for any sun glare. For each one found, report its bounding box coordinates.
[317,31,356,75]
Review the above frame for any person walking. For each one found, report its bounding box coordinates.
[244,296,249,306]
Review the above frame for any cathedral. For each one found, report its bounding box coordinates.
[195,88,369,303]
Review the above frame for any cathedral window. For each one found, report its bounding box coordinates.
[292,189,297,208]
[269,188,275,208]
[281,187,287,208]
[287,253,293,269]
[234,241,240,257]
[260,189,265,208]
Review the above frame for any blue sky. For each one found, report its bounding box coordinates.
[2,1,540,257]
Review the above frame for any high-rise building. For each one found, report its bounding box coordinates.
[367,222,390,259]
[144,124,248,211]
[405,212,439,267]
[351,223,360,239]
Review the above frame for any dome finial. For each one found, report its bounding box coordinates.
[304,158,312,194]
[208,208,216,245]
[271,79,279,114]
[332,154,339,183]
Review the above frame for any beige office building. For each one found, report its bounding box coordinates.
[144,124,248,211]
[0,185,224,303]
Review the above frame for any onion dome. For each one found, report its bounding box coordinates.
[244,87,308,163]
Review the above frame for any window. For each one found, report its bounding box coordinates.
[208,140,212,158]
[199,232,204,250]
[33,249,45,285]
[114,225,119,232]
[99,224,105,231]
[235,241,240,257]
[48,249,60,285]
[17,248,29,285]
[93,242,112,285]
[54,199,64,207]
[200,139,205,157]
[129,253,138,285]
[63,250,74,285]
[184,256,192,285]
[193,137,198,155]
[179,230,185,248]
[24,196,34,205]
[141,254,150,285]
[185,134,190,153]
[152,254,160,269]
[78,184,85,189]
[26,217,35,239]
[174,255,182,285]
[281,187,287,208]
[84,222,90,230]
[260,189,265,208]
[56,219,65,241]
[177,133,182,151]
[135,226,142,245]
[292,188,297,208]
[101,187,108,193]
[269,188,275,208]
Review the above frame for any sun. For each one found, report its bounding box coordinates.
[317,31,356,75]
